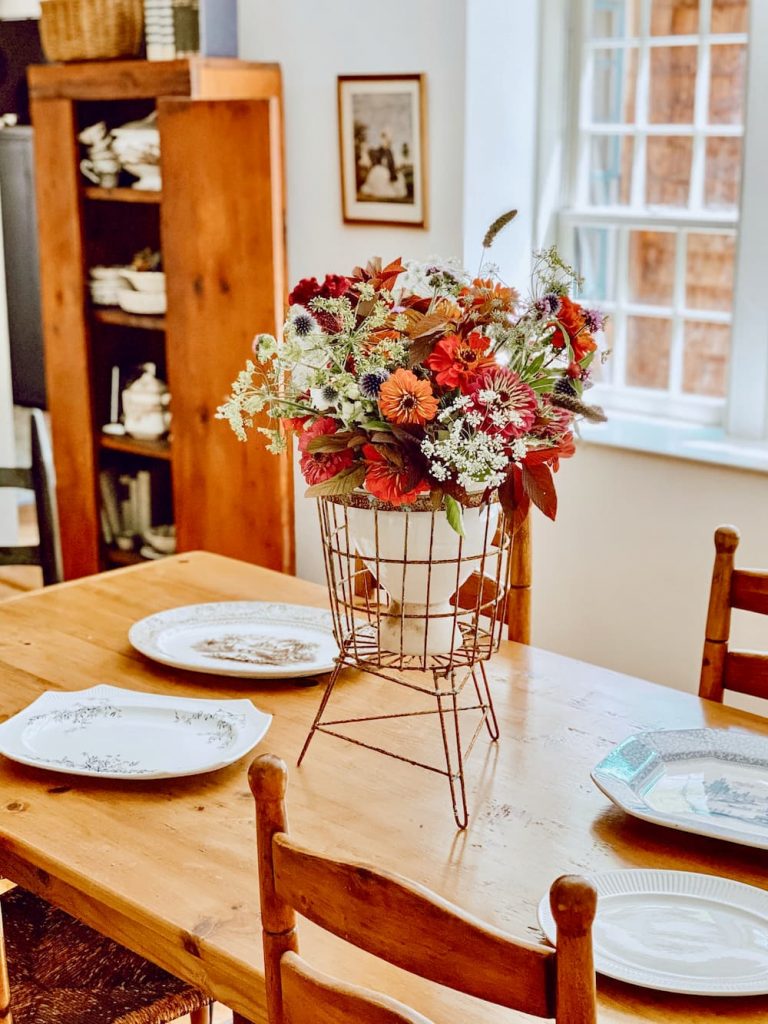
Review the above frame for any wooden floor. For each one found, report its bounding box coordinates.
[0,503,42,600]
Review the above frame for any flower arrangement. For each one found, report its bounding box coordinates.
[218,213,607,534]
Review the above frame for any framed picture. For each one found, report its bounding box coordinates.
[337,73,427,228]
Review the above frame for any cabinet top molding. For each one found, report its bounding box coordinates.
[28,58,281,102]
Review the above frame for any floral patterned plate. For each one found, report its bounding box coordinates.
[591,728,768,851]
[128,602,338,679]
[0,685,271,779]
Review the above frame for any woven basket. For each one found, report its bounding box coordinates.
[39,0,144,62]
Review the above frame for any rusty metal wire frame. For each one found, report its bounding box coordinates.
[298,494,513,828]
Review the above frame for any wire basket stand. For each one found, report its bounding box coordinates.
[298,492,513,828]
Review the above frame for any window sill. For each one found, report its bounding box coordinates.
[579,413,768,475]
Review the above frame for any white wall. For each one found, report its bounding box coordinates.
[533,444,768,699]
[238,0,468,581]
[0,0,39,17]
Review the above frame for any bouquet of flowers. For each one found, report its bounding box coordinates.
[218,213,606,534]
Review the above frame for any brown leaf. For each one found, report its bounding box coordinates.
[304,464,365,498]
[305,433,353,454]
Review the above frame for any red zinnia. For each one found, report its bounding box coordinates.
[298,417,354,486]
[425,331,497,392]
[362,444,429,506]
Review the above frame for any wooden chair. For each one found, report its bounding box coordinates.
[0,886,211,1023]
[0,409,63,586]
[249,753,597,1024]
[700,524,768,703]
[453,513,532,644]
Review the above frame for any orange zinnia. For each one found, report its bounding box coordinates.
[378,367,438,426]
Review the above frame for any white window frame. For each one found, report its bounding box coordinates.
[555,0,768,442]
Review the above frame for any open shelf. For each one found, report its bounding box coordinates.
[84,186,162,205]
[92,307,166,331]
[100,433,171,460]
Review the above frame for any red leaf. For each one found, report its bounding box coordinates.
[522,463,557,521]
[498,470,531,535]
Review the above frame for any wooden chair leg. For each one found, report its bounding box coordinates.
[189,1007,212,1024]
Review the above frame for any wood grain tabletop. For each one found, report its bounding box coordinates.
[0,551,765,1023]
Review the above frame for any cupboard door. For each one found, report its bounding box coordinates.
[159,97,293,572]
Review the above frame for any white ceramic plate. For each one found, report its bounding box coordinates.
[538,869,768,996]
[129,601,338,679]
[591,728,768,850]
[0,685,271,779]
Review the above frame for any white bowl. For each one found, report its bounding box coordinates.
[117,288,167,316]
[91,265,129,281]
[120,270,166,293]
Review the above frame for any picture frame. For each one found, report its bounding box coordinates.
[337,73,428,228]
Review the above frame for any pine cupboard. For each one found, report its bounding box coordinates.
[28,58,294,579]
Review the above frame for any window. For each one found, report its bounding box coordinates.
[560,0,757,429]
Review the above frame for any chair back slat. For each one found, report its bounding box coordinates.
[272,834,555,1018]
[731,570,768,616]
[0,547,39,567]
[700,526,768,705]
[724,652,768,700]
[29,410,63,586]
[0,411,62,588]
[281,953,433,1024]
[0,468,32,490]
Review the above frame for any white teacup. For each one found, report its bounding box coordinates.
[80,156,121,188]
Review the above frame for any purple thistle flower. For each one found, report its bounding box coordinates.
[359,368,390,399]
[535,293,562,317]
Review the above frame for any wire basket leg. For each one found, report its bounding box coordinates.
[434,671,469,829]
[297,658,344,766]
[474,662,500,741]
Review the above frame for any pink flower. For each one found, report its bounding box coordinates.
[467,368,537,438]
[298,417,354,486]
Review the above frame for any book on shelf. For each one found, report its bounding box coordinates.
[99,466,170,545]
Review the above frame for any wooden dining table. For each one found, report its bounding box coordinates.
[0,550,765,1023]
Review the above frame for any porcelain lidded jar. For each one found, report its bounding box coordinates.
[122,363,171,440]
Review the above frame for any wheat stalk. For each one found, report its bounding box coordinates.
[482,209,518,249]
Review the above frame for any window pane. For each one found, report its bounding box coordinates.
[646,136,692,205]
[628,231,676,305]
[651,0,700,35]
[626,316,672,388]
[592,48,638,123]
[589,135,634,204]
[592,0,643,38]
[711,0,749,34]
[709,45,747,124]
[575,227,617,300]
[589,319,614,383]
[704,136,742,208]
[683,322,730,396]
[649,47,697,123]
[686,233,736,311]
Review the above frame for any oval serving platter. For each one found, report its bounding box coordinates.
[129,601,338,679]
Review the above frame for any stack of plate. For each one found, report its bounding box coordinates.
[144,0,175,61]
